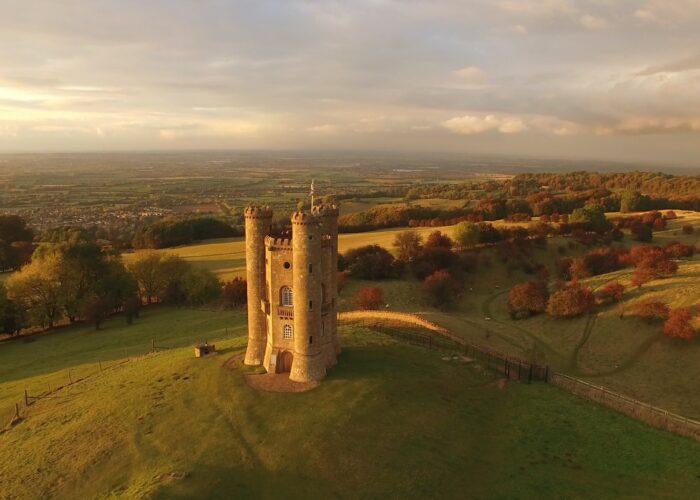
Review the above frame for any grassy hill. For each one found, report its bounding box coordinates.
[1,308,700,499]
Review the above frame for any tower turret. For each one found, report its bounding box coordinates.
[315,203,340,357]
[290,211,326,382]
[244,205,273,366]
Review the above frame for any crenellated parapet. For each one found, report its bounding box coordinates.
[265,236,293,250]
[244,205,273,219]
[291,210,321,225]
[312,203,340,217]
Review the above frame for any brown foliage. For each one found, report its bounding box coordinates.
[632,300,669,324]
[663,308,696,340]
[597,281,625,304]
[356,287,385,310]
[222,278,247,309]
[546,281,594,318]
[423,270,463,310]
[508,281,549,318]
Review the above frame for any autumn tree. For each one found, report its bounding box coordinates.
[0,285,24,336]
[508,281,549,318]
[126,252,190,303]
[6,253,63,327]
[424,230,454,250]
[181,268,221,305]
[663,307,696,340]
[223,278,247,309]
[546,281,594,318]
[596,281,625,305]
[423,270,463,310]
[393,230,423,261]
[356,287,385,310]
[632,300,669,324]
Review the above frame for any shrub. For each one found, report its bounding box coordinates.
[546,282,594,318]
[663,308,696,340]
[423,270,463,310]
[223,278,247,309]
[596,282,625,305]
[410,246,460,280]
[632,300,669,324]
[424,230,454,250]
[508,282,549,318]
[356,287,385,310]
[343,245,399,280]
[453,222,480,248]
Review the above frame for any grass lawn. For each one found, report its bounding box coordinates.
[1,317,699,499]
[0,307,246,419]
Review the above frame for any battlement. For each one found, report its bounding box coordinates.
[264,235,292,250]
[244,205,273,219]
[291,211,320,225]
[311,203,340,217]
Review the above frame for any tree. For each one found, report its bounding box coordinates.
[632,300,669,324]
[663,308,696,340]
[423,270,463,310]
[356,287,384,310]
[410,246,460,280]
[6,253,63,327]
[337,271,348,293]
[508,281,549,318]
[0,285,24,336]
[596,282,625,305]
[126,252,190,303]
[123,296,141,325]
[82,296,111,330]
[223,278,247,309]
[424,231,454,250]
[546,281,594,318]
[393,230,423,261]
[568,258,590,280]
[343,245,399,280]
[0,215,34,243]
[570,204,611,232]
[181,268,221,305]
[453,221,480,249]
[620,190,643,213]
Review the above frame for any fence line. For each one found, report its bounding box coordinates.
[340,309,700,443]
[549,372,700,443]
[340,312,548,383]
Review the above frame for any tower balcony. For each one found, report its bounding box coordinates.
[277,306,294,319]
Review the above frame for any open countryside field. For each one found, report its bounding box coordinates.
[2,309,700,499]
[120,210,700,418]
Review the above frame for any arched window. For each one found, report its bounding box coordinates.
[281,286,293,307]
[283,324,293,339]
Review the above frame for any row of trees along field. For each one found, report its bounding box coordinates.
[339,171,700,232]
[0,229,247,336]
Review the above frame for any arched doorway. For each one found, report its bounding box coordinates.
[277,351,293,373]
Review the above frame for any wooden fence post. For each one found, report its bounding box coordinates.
[15,402,20,419]
[24,389,28,406]
[68,369,73,384]
[99,361,102,372]
[152,339,155,353]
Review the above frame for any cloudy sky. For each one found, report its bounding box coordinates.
[1,0,700,165]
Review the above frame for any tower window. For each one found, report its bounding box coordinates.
[281,286,293,307]
[283,324,293,339]
[283,261,291,269]
[309,300,313,310]
[309,264,313,273]
[309,336,313,344]
[309,235,313,240]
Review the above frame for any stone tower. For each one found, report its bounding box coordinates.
[243,205,273,366]
[243,203,339,382]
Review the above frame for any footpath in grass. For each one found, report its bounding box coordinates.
[1,326,699,499]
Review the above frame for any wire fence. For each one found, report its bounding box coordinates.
[549,372,700,443]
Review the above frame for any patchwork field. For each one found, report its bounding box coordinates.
[1,308,700,499]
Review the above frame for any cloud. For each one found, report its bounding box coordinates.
[442,114,527,135]
[453,66,487,85]
[579,14,608,31]
[636,53,700,75]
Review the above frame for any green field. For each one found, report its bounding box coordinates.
[1,307,700,499]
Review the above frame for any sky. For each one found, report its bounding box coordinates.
[1,0,700,166]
